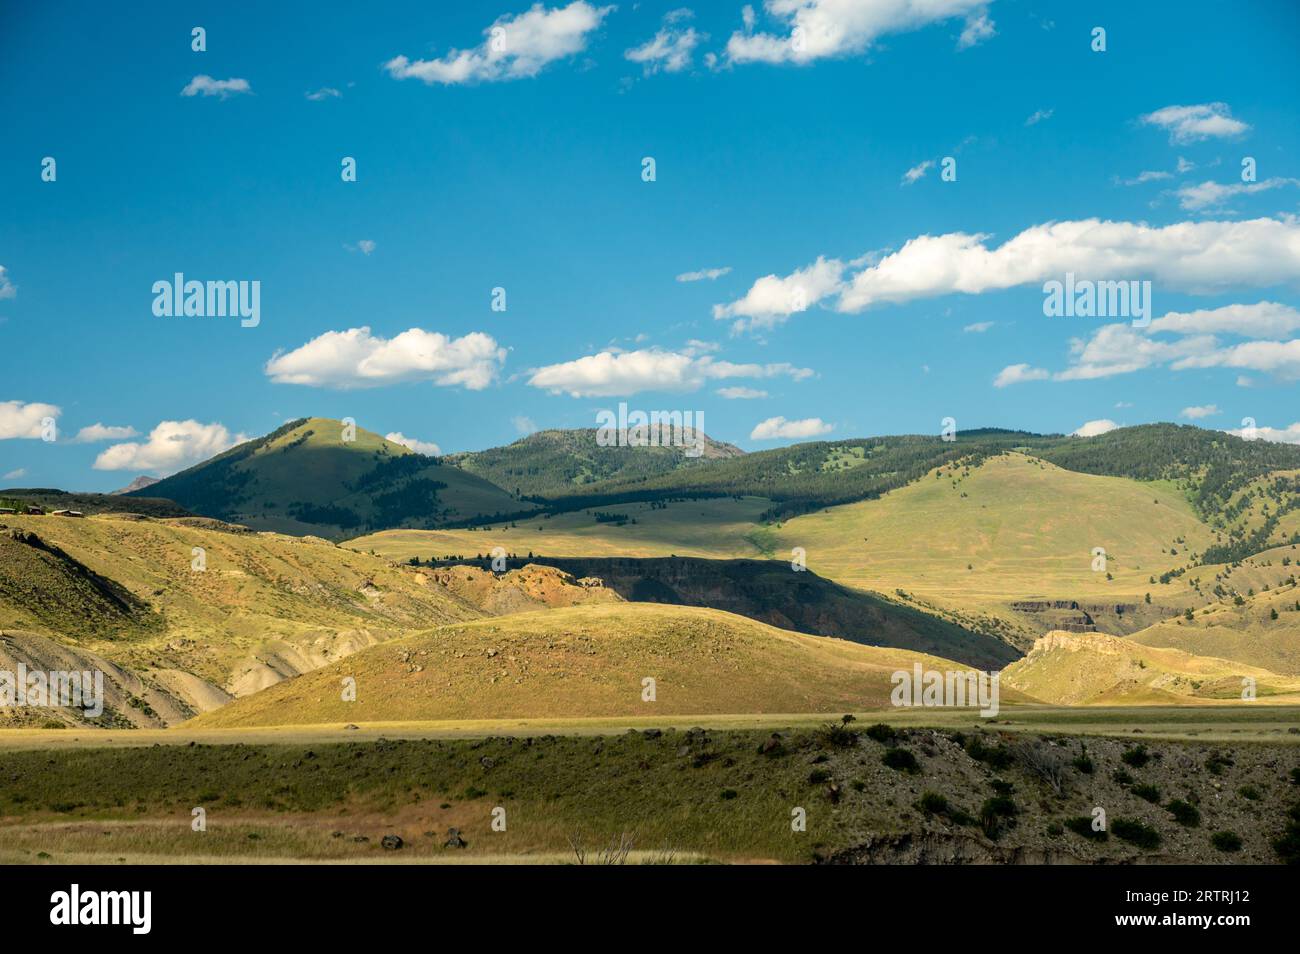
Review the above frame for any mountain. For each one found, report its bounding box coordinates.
[190,602,1032,728]
[131,417,528,536]
[111,475,159,495]
[444,426,744,499]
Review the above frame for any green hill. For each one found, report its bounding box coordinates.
[445,426,744,499]
[131,417,528,536]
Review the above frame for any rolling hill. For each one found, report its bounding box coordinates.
[1001,630,1300,706]
[190,602,1032,728]
[445,425,744,499]
[130,417,527,536]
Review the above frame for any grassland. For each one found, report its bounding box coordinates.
[2,723,1296,865]
[189,603,1032,728]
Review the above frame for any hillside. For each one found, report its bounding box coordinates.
[1001,630,1300,706]
[131,417,527,536]
[445,426,744,499]
[769,453,1217,635]
[190,603,1030,728]
[0,511,614,709]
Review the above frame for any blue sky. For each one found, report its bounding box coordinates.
[2,0,1299,491]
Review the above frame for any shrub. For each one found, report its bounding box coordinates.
[1072,753,1095,774]
[1132,784,1161,804]
[979,796,1017,840]
[865,723,897,744]
[816,721,859,749]
[966,736,1014,769]
[1065,816,1108,841]
[1210,831,1242,852]
[808,769,831,784]
[1121,746,1150,768]
[1112,819,1162,850]
[918,792,949,816]
[882,748,920,774]
[1237,785,1262,801]
[1166,799,1201,827]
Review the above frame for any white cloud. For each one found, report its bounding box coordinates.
[385,2,613,85]
[901,159,933,185]
[712,255,845,332]
[963,320,993,333]
[1148,302,1300,338]
[1175,177,1300,212]
[717,386,768,399]
[1173,338,1300,378]
[1180,404,1220,420]
[1140,103,1250,144]
[0,265,15,300]
[725,0,990,66]
[93,420,247,474]
[3,468,26,480]
[626,11,702,74]
[993,363,1048,388]
[306,87,341,101]
[527,348,813,397]
[513,416,538,435]
[676,266,732,282]
[73,423,139,444]
[265,327,506,390]
[345,239,377,255]
[1072,419,1119,438]
[1117,169,1172,186]
[834,217,1300,313]
[750,416,833,440]
[385,431,442,456]
[1226,422,1300,444]
[956,11,996,49]
[1024,108,1053,126]
[0,401,59,440]
[181,75,251,98]
[1236,375,1254,387]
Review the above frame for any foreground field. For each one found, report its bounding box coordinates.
[2,724,1296,865]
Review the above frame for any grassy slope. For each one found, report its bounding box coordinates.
[1129,543,1300,674]
[345,495,771,561]
[1002,630,1300,706]
[135,417,525,536]
[0,512,483,688]
[770,453,1215,617]
[191,603,1031,728]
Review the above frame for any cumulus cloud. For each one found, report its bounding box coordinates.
[306,87,341,101]
[181,75,251,98]
[712,255,845,333]
[1140,103,1250,144]
[1024,108,1053,126]
[1117,169,1172,186]
[719,218,1300,327]
[265,327,506,390]
[1226,422,1300,444]
[626,10,702,73]
[750,416,833,440]
[676,266,732,282]
[1148,302,1300,338]
[0,265,15,300]
[527,348,813,397]
[1173,338,1300,378]
[724,0,990,66]
[94,420,247,474]
[345,239,377,255]
[0,401,59,440]
[385,431,442,456]
[963,321,994,333]
[1180,404,1219,419]
[73,423,139,444]
[1072,419,1118,438]
[717,386,768,399]
[1174,177,1300,212]
[993,363,1049,388]
[385,2,613,85]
